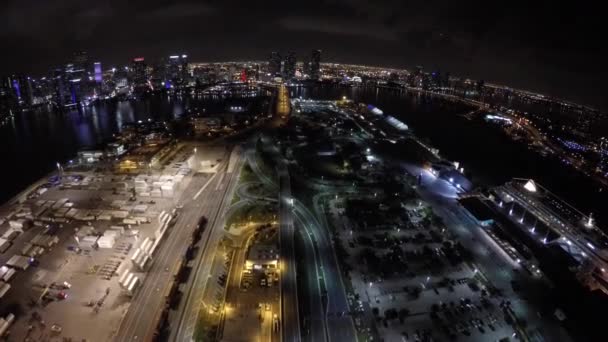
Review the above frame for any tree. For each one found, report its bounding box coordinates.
[384,308,398,320]
[398,308,410,323]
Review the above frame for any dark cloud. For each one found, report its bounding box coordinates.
[0,0,606,109]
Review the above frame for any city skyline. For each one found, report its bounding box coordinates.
[1,1,607,109]
[1,2,607,341]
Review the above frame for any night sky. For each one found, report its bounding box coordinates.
[1,0,605,109]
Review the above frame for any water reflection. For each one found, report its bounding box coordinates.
[0,96,187,203]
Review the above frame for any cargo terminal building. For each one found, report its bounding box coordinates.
[117,136,175,172]
[489,178,608,294]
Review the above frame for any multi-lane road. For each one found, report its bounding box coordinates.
[114,145,243,342]
[114,169,214,342]
[278,160,302,342]
[171,147,244,341]
[249,135,357,342]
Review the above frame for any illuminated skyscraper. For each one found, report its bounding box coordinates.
[0,76,16,115]
[283,51,296,79]
[165,54,189,86]
[600,137,608,174]
[131,57,148,86]
[310,49,321,80]
[10,75,34,106]
[73,51,91,73]
[269,51,282,76]
[94,62,103,83]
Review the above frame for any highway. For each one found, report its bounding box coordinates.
[244,131,302,341]
[113,167,219,342]
[306,195,357,342]
[277,159,302,342]
[248,136,356,342]
[293,211,327,342]
[113,145,242,341]
[170,146,244,341]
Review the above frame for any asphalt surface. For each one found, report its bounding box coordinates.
[248,134,358,342]
[114,146,241,342]
[307,195,357,342]
[406,163,572,342]
[294,213,327,342]
[245,136,302,342]
[170,147,244,341]
[277,160,302,342]
[113,169,215,342]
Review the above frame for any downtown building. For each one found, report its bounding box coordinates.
[309,49,321,80]
[268,51,282,77]
[283,51,296,80]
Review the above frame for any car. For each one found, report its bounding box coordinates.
[261,278,267,286]
[51,281,72,290]
[56,291,68,300]
[50,324,62,333]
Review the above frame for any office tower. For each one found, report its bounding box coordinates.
[310,49,321,80]
[600,137,608,173]
[430,71,441,88]
[131,57,148,86]
[52,67,71,106]
[73,51,91,73]
[442,72,451,89]
[166,54,189,86]
[10,75,34,106]
[69,78,83,104]
[0,76,16,116]
[269,51,282,76]
[283,51,296,79]
[302,57,310,78]
[94,62,103,83]
[179,55,189,82]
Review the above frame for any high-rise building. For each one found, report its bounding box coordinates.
[131,57,148,86]
[0,76,17,116]
[600,137,608,174]
[283,51,296,79]
[94,62,103,83]
[165,54,189,87]
[310,49,321,80]
[10,75,34,106]
[73,51,91,74]
[269,51,282,76]
[302,57,310,78]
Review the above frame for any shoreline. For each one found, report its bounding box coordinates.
[1,169,58,210]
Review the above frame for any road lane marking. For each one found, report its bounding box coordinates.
[194,174,218,200]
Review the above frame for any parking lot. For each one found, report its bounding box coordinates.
[222,224,280,342]
[325,195,519,341]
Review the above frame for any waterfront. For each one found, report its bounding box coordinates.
[292,85,608,227]
[2,85,607,227]
[0,93,264,204]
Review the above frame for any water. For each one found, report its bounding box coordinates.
[0,95,204,203]
[292,84,608,227]
[1,86,606,227]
